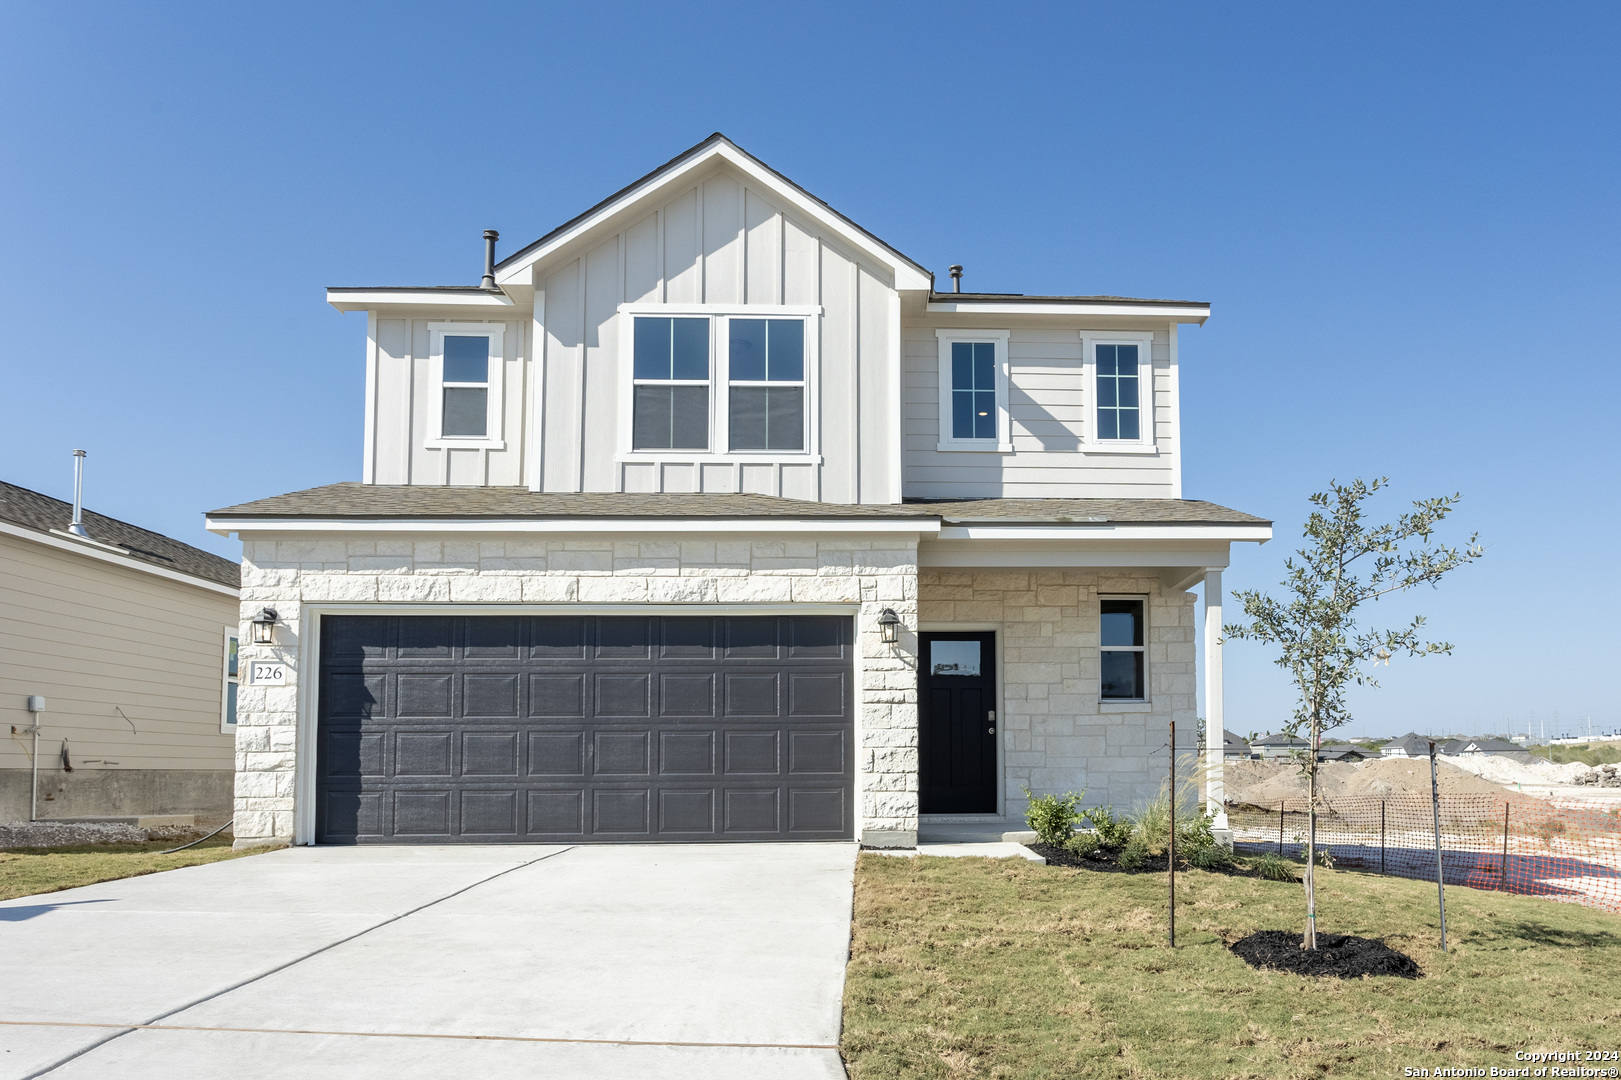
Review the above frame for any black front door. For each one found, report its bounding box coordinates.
[918,632,997,813]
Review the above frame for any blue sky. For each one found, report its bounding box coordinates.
[1,3,1616,740]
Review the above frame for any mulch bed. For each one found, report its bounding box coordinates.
[1028,842,1250,877]
[1230,930,1421,979]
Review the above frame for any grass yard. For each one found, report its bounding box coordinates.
[0,836,254,902]
[843,852,1621,1079]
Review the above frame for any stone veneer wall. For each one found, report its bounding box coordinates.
[234,533,921,848]
[917,569,1196,815]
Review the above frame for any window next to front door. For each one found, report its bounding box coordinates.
[1099,597,1146,701]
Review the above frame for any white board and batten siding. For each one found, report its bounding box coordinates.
[369,315,530,486]
[902,322,1182,500]
[531,164,898,503]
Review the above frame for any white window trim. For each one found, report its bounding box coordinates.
[616,304,822,463]
[425,322,506,450]
[220,626,239,734]
[1098,593,1149,704]
[1079,331,1157,454]
[935,329,1013,453]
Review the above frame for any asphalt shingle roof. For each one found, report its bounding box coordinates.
[0,480,240,589]
[208,483,1269,527]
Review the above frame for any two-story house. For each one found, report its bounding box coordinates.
[207,134,1270,849]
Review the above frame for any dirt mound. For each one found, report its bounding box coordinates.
[1440,754,1592,787]
[1226,758,1506,806]
[1230,930,1421,979]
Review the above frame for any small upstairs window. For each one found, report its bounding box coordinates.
[441,335,491,437]
[728,318,805,451]
[427,323,505,448]
[633,316,710,450]
[1095,344,1140,441]
[1081,332,1155,451]
[935,329,1011,452]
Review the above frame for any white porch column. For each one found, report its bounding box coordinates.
[1203,569,1232,839]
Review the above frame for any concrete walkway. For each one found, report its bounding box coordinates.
[0,844,856,1079]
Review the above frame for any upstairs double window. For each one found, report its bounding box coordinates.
[628,311,809,454]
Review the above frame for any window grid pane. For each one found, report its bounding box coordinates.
[1096,344,1141,442]
[443,336,490,384]
[949,341,997,440]
[1100,598,1146,700]
[442,387,488,437]
[729,386,804,451]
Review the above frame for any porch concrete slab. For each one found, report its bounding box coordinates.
[0,843,856,1080]
[875,842,1046,861]
[39,1027,846,1080]
[918,819,1037,844]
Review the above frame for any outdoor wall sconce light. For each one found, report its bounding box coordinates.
[250,608,279,645]
[877,608,901,644]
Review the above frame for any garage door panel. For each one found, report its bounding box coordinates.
[463,674,520,717]
[394,732,453,777]
[594,673,649,717]
[318,615,852,843]
[393,791,452,836]
[397,674,453,717]
[528,732,585,776]
[659,731,715,775]
[660,673,715,717]
[594,732,650,775]
[528,674,585,716]
[462,732,520,777]
[723,731,780,775]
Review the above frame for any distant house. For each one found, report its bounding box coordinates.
[1380,733,1434,758]
[1318,747,1369,763]
[1223,730,1253,760]
[1442,737,1522,757]
[0,478,240,824]
[1251,733,1310,760]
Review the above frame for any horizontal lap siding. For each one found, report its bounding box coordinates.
[0,534,238,770]
[901,324,1179,499]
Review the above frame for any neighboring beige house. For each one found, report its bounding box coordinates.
[207,134,1271,850]
[0,479,241,823]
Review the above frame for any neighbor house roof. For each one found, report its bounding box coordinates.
[1223,730,1252,752]
[1441,737,1521,755]
[206,484,1270,530]
[0,480,240,589]
[1382,733,1437,755]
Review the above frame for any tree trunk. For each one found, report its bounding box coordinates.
[1304,711,1319,950]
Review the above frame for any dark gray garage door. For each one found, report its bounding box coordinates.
[316,614,854,843]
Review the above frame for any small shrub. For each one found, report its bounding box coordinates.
[1022,786,1084,848]
[1084,805,1135,849]
[1118,836,1150,869]
[1175,809,1219,854]
[1534,819,1568,845]
[1188,842,1233,870]
[1132,794,1173,856]
[1251,852,1299,882]
[1064,831,1101,858]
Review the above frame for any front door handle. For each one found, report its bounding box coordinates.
[988,709,996,735]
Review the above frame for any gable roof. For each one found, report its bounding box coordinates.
[0,480,239,589]
[1382,733,1435,755]
[492,133,933,291]
[1251,733,1310,747]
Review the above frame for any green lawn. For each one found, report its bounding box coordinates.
[0,836,255,902]
[843,852,1621,1079]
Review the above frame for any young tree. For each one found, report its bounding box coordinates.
[1223,478,1482,949]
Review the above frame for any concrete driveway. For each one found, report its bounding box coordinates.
[0,844,856,1079]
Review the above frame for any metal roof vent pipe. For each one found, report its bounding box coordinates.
[480,230,499,290]
[948,265,963,293]
[68,449,89,538]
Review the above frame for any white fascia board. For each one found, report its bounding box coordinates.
[934,523,1271,543]
[920,537,1234,570]
[493,142,931,291]
[207,516,941,537]
[0,520,238,597]
[326,289,518,312]
[925,300,1210,323]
